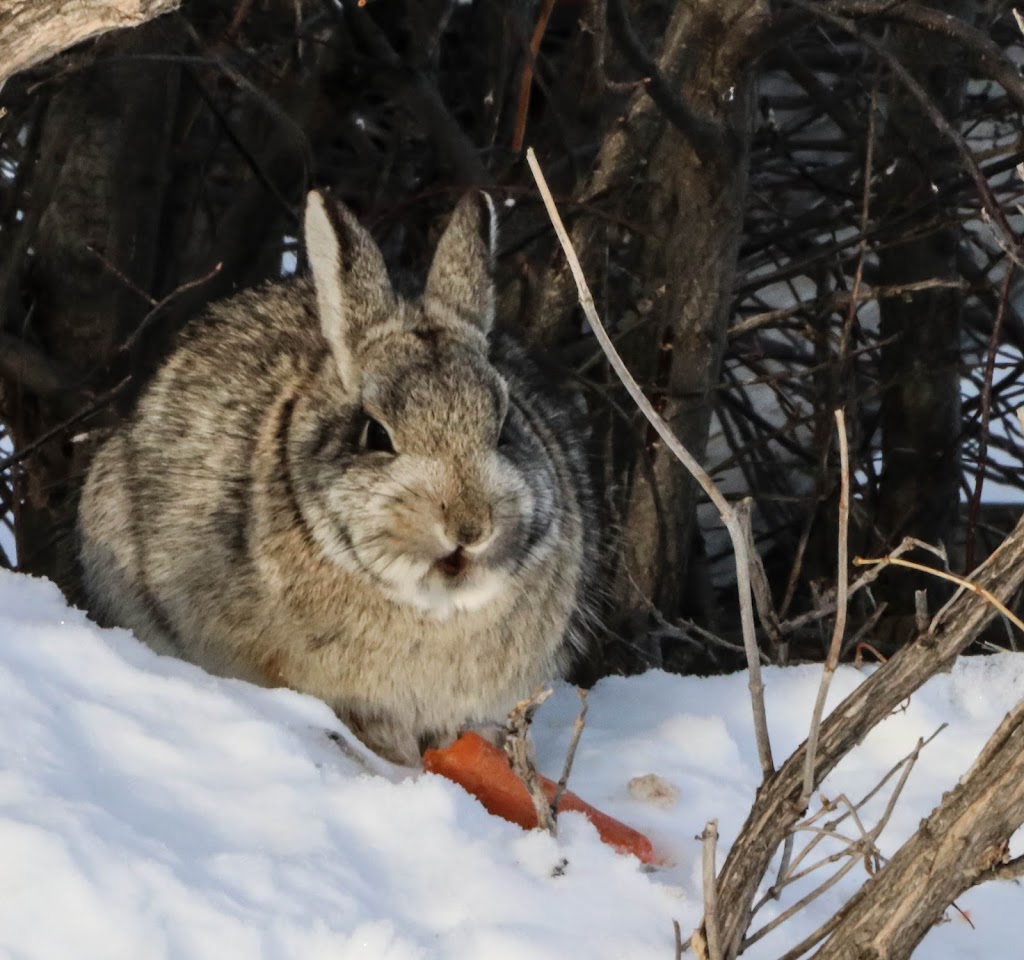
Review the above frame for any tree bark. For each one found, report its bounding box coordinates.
[0,0,178,92]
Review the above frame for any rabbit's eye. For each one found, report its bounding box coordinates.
[361,416,395,454]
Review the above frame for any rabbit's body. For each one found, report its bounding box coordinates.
[79,193,596,763]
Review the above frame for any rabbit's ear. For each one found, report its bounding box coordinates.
[424,192,497,336]
[304,191,395,391]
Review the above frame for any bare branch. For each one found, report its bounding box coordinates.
[699,821,722,960]
[854,553,1024,637]
[510,0,558,154]
[800,410,850,806]
[526,146,776,782]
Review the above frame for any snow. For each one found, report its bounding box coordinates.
[0,568,1021,959]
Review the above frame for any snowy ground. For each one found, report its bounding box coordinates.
[1,568,1021,960]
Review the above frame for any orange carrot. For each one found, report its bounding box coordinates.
[423,732,660,865]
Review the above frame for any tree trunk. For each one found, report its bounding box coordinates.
[874,2,971,646]
[537,0,768,661]
[6,19,183,592]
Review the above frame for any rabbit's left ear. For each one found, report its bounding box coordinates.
[304,190,396,392]
[424,192,497,336]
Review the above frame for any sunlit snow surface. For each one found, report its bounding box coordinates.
[1,569,1021,959]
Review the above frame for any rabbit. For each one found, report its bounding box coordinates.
[78,189,598,765]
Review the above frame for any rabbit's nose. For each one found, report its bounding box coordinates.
[454,517,492,550]
[445,506,494,552]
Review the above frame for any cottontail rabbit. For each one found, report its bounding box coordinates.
[78,190,597,764]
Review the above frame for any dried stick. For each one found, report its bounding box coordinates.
[801,410,850,804]
[505,688,556,835]
[793,0,1022,258]
[777,537,918,638]
[121,261,223,353]
[550,689,588,816]
[729,279,967,339]
[699,820,723,960]
[526,146,775,781]
[772,411,850,892]
[510,0,558,154]
[813,699,1024,958]
[0,377,131,475]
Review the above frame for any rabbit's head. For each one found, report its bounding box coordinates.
[291,191,563,618]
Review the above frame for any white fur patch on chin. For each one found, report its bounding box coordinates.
[388,568,508,619]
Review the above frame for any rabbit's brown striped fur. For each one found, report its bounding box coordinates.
[78,192,597,764]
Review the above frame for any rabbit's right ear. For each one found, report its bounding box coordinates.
[304,191,396,392]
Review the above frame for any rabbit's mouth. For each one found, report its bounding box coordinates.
[433,547,470,579]
[397,554,508,618]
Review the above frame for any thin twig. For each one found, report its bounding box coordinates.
[510,0,558,154]
[550,689,588,816]
[121,261,223,353]
[842,602,888,659]
[751,725,945,950]
[729,279,967,339]
[777,537,918,637]
[746,852,865,951]
[793,0,1023,259]
[853,554,1024,636]
[0,377,131,474]
[526,146,775,780]
[966,266,1013,570]
[744,731,935,952]
[800,410,850,806]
